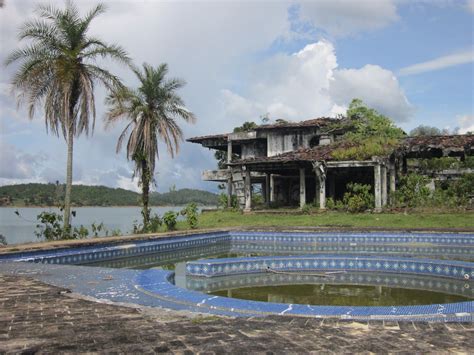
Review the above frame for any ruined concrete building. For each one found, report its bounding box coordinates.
[188,118,473,211]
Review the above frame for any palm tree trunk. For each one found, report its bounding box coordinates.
[141,159,150,227]
[64,125,74,230]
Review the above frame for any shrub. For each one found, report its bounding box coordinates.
[181,203,199,229]
[218,193,238,209]
[325,197,336,210]
[342,183,374,213]
[301,204,312,215]
[163,211,178,231]
[34,211,89,241]
[393,174,431,208]
[146,214,162,233]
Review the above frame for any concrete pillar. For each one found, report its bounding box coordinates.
[319,177,326,210]
[313,163,326,210]
[244,167,252,212]
[381,165,388,207]
[314,178,320,205]
[299,167,306,209]
[374,164,382,212]
[269,174,275,203]
[389,164,396,204]
[227,141,233,208]
[265,173,271,206]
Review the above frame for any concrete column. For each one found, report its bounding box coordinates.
[244,167,252,212]
[374,164,382,212]
[319,177,326,210]
[313,163,326,210]
[389,164,396,199]
[269,174,275,203]
[381,165,388,207]
[265,173,271,206]
[314,178,320,205]
[226,141,233,208]
[227,141,232,163]
[299,167,306,209]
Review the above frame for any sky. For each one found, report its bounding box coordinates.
[0,0,473,193]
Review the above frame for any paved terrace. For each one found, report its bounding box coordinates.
[1,274,473,354]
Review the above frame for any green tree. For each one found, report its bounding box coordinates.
[106,63,196,227]
[6,1,130,230]
[409,125,443,136]
[332,99,405,160]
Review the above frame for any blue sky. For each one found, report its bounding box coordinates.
[0,0,473,193]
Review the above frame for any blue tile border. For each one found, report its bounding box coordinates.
[136,268,473,321]
[1,230,472,265]
[186,255,474,280]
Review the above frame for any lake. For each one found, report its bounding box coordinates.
[0,206,203,245]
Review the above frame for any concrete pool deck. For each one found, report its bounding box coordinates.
[1,274,473,354]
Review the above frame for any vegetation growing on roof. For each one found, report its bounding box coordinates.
[331,99,405,161]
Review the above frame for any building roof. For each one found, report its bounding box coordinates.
[186,117,343,144]
[230,134,474,166]
[186,133,228,144]
[230,141,358,166]
[255,117,340,130]
[400,135,474,151]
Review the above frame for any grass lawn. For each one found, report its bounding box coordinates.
[180,210,474,230]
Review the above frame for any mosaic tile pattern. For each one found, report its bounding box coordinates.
[186,255,474,280]
[231,242,472,259]
[187,271,474,299]
[137,268,474,321]
[229,231,474,246]
[1,230,472,265]
[0,232,230,265]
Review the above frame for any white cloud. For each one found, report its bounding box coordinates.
[330,64,414,122]
[0,142,48,180]
[298,0,399,37]
[457,114,474,133]
[466,0,474,13]
[399,50,474,76]
[222,41,413,124]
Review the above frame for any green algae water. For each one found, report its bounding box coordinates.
[85,244,473,308]
[209,283,472,307]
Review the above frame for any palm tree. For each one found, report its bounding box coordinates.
[6,1,130,230]
[106,63,196,227]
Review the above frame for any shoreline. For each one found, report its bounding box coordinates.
[0,205,217,209]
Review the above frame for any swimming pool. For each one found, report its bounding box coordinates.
[0,230,472,322]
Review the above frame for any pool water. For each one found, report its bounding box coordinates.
[210,283,471,307]
[85,242,473,307]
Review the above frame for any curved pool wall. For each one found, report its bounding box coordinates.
[2,230,473,265]
[0,230,473,322]
[186,271,473,299]
[186,255,474,280]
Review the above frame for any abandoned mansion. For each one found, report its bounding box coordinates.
[188,117,474,211]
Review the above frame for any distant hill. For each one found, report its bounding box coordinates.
[0,183,218,207]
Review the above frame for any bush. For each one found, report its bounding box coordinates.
[34,211,89,241]
[163,211,178,231]
[146,214,162,233]
[181,203,199,229]
[301,204,312,215]
[218,193,238,209]
[342,183,374,213]
[393,174,431,208]
[132,213,162,234]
